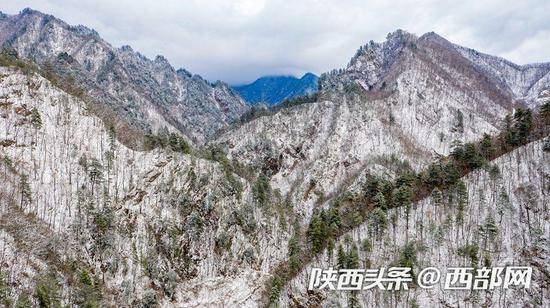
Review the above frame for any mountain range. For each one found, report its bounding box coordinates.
[0,8,549,308]
[233,73,318,105]
[0,8,248,146]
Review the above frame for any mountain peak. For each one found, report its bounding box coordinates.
[233,73,318,105]
[20,7,42,16]
[385,29,417,43]
[301,72,317,80]
[0,7,249,144]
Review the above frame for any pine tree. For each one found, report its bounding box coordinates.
[288,232,301,274]
[393,185,412,208]
[541,102,550,126]
[157,127,170,148]
[369,208,388,236]
[346,245,360,269]
[502,114,515,147]
[108,125,116,149]
[348,293,359,308]
[513,108,533,142]
[398,243,417,271]
[363,176,380,201]
[450,140,464,161]
[373,191,387,211]
[30,107,42,129]
[432,188,442,207]
[337,245,347,269]
[361,239,372,253]
[462,142,484,168]
[455,180,468,224]
[307,214,327,254]
[479,133,495,159]
[443,161,460,186]
[252,174,271,206]
[482,214,498,241]
[424,163,444,187]
[88,158,103,193]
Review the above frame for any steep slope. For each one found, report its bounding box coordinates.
[233,73,318,106]
[279,138,549,307]
[216,30,515,222]
[0,8,249,145]
[0,67,282,307]
[213,30,549,305]
[453,44,550,108]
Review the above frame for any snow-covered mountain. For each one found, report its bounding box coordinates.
[233,73,318,106]
[0,9,548,307]
[0,8,249,146]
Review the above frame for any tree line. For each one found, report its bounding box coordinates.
[268,103,550,304]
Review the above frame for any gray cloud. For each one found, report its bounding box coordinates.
[1,0,549,84]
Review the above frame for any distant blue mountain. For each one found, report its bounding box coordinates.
[233,73,318,106]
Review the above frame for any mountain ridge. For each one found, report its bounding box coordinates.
[0,8,249,146]
[233,72,318,105]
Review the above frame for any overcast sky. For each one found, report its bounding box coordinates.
[2,0,549,84]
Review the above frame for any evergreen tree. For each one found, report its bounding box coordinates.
[288,232,301,274]
[395,170,416,187]
[424,163,444,187]
[462,142,484,168]
[361,239,372,253]
[157,127,170,148]
[502,114,515,147]
[346,245,360,269]
[108,125,116,148]
[252,174,271,206]
[337,245,347,269]
[0,271,9,307]
[479,133,495,159]
[167,133,190,154]
[398,243,417,270]
[15,292,32,308]
[373,191,387,211]
[327,238,335,258]
[369,208,388,236]
[442,161,460,186]
[88,158,103,185]
[541,102,550,126]
[348,293,359,308]
[30,107,42,129]
[363,176,380,201]
[482,214,498,241]
[450,140,464,161]
[325,208,342,235]
[513,108,533,142]
[307,214,328,254]
[393,185,412,208]
[455,180,468,224]
[432,187,443,207]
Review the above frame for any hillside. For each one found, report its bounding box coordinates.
[0,8,249,146]
[280,138,549,307]
[0,11,549,307]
